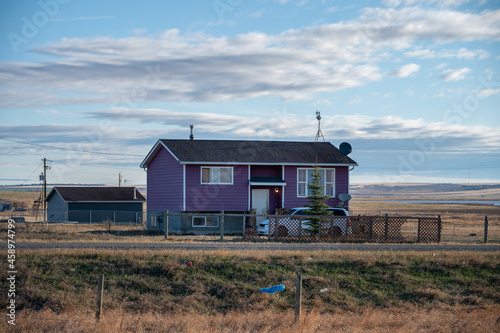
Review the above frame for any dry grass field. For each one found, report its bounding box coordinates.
[3,250,500,332]
[350,183,500,200]
[2,183,499,332]
[10,306,500,332]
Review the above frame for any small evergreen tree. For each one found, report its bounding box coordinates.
[304,166,331,235]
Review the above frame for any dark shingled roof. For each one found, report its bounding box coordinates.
[45,187,146,202]
[152,139,357,165]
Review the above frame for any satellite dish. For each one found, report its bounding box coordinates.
[338,193,351,202]
[339,142,352,155]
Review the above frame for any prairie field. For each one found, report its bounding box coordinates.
[2,250,500,332]
[2,185,499,331]
[0,184,500,243]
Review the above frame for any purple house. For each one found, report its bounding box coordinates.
[140,139,357,234]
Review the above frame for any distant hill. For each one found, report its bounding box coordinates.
[351,183,500,199]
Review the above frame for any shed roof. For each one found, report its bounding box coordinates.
[45,187,146,202]
[141,139,357,167]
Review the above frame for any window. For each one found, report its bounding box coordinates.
[192,216,219,227]
[297,168,335,198]
[201,167,233,184]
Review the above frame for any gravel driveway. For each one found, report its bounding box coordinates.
[14,242,500,252]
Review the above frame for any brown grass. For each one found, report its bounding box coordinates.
[8,306,500,333]
[0,189,40,210]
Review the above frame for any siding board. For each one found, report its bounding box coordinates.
[147,147,183,211]
[185,165,249,211]
[46,191,66,222]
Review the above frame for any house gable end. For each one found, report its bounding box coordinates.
[140,140,181,168]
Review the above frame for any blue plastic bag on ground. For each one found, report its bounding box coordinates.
[258,284,285,294]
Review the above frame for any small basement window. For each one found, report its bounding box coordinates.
[192,216,219,227]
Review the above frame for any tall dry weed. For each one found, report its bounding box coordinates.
[7,306,500,333]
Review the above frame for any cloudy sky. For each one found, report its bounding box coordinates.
[1,0,499,186]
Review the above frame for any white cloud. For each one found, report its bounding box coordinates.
[405,47,489,59]
[476,88,500,97]
[348,96,364,104]
[1,7,499,108]
[439,67,472,81]
[439,48,490,59]
[404,49,436,58]
[383,0,473,8]
[85,109,500,150]
[392,63,421,77]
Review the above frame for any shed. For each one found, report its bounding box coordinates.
[45,186,145,223]
[0,201,12,211]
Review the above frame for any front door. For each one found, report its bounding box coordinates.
[251,189,269,223]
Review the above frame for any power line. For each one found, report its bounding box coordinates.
[0,137,143,157]
[21,161,43,185]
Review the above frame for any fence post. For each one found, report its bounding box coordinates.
[96,273,104,322]
[438,215,442,243]
[295,273,302,322]
[417,218,421,243]
[220,211,224,241]
[267,215,271,241]
[384,213,389,242]
[242,212,246,236]
[484,216,488,244]
[164,210,169,240]
[368,217,373,241]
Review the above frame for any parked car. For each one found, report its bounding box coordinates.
[257,207,351,237]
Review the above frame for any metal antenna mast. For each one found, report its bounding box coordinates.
[314,110,325,142]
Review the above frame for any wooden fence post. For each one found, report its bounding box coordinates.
[484,216,488,244]
[295,273,302,322]
[438,215,442,243]
[417,218,421,243]
[317,217,321,241]
[220,211,225,241]
[384,213,389,242]
[96,273,104,322]
[368,217,373,241]
[164,210,169,240]
[242,212,246,236]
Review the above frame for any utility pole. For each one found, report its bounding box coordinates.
[119,172,122,187]
[42,158,51,221]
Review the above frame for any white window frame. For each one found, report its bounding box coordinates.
[297,168,335,198]
[201,166,234,185]
[192,216,220,227]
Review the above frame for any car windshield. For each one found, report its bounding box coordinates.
[283,208,346,216]
[329,209,347,216]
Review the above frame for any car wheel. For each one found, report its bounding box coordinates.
[277,225,288,237]
[328,226,342,238]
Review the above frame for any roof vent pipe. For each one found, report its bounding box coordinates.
[189,125,194,140]
[133,188,137,200]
